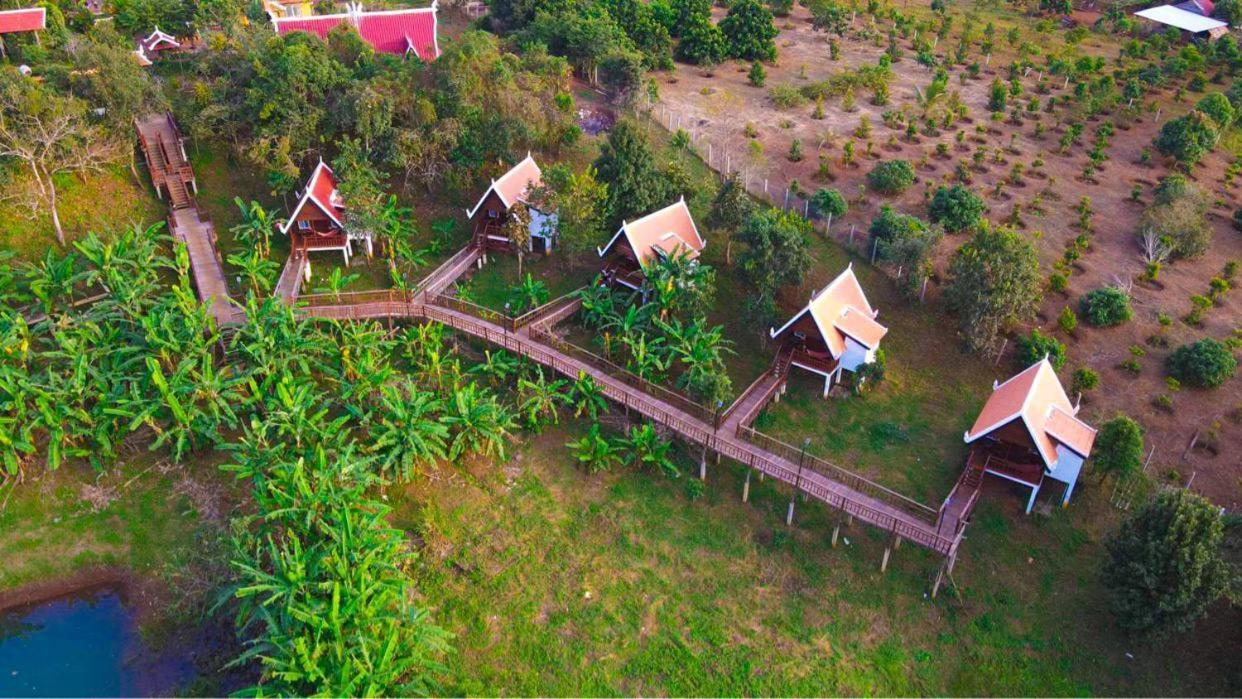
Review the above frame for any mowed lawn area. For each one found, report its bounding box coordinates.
[397,427,1235,696]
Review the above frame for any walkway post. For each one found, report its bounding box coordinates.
[787,437,810,526]
[742,468,751,502]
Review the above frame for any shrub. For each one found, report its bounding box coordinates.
[1058,306,1078,333]
[1016,328,1066,369]
[1079,287,1134,327]
[748,61,766,86]
[1101,490,1230,636]
[1166,338,1237,388]
[1093,415,1144,481]
[769,84,808,108]
[928,184,986,233]
[1049,273,1068,294]
[1153,111,1220,168]
[1071,366,1098,394]
[867,160,915,194]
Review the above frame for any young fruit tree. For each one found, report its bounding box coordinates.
[945,225,1043,354]
[1092,415,1144,483]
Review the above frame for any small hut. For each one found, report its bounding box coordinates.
[465,155,556,254]
[0,7,45,59]
[963,358,1097,513]
[768,265,887,397]
[597,198,705,290]
[134,27,181,67]
[279,161,372,278]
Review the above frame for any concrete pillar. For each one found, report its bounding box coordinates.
[831,523,840,547]
[699,445,707,481]
[786,499,796,526]
[742,469,751,502]
[881,546,891,572]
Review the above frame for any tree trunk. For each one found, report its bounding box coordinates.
[725,238,732,266]
[517,251,523,278]
[49,174,65,246]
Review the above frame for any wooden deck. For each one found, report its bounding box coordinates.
[137,113,242,325]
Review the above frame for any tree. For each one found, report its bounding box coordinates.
[811,188,847,231]
[1100,490,1230,636]
[624,423,679,477]
[1079,287,1134,327]
[566,422,622,473]
[708,174,754,265]
[988,78,1008,112]
[735,209,813,299]
[1196,91,1236,129]
[1154,111,1220,168]
[945,225,1043,354]
[536,164,607,259]
[928,184,986,233]
[867,160,915,194]
[748,61,766,86]
[720,0,778,61]
[0,72,124,245]
[1216,0,1242,24]
[869,211,940,300]
[504,202,533,277]
[1166,338,1237,388]
[808,0,849,35]
[1093,415,1144,483]
[594,119,672,227]
[670,0,712,36]
[1140,181,1211,259]
[1015,329,1066,370]
[676,13,729,65]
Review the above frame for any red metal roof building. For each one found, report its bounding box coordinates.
[0,6,45,34]
[271,2,440,61]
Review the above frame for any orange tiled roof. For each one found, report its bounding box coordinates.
[466,155,542,219]
[598,198,705,269]
[770,265,887,358]
[965,359,1097,469]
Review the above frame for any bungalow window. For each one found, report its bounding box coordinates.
[297,219,311,231]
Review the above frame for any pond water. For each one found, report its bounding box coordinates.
[0,586,196,697]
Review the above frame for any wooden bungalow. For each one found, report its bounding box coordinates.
[769,265,887,398]
[963,358,1097,513]
[597,198,706,290]
[465,154,557,254]
[279,160,372,279]
[134,27,181,67]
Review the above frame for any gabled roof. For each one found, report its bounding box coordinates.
[466,155,542,219]
[597,198,706,269]
[271,3,440,61]
[279,160,345,235]
[964,358,1097,470]
[769,265,887,358]
[1134,4,1227,31]
[0,7,45,34]
[139,27,180,52]
[1175,0,1214,16]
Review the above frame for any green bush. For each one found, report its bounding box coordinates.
[867,160,915,194]
[1015,328,1066,370]
[1071,366,1098,394]
[1093,415,1144,481]
[928,184,986,233]
[1079,287,1134,327]
[1166,338,1237,388]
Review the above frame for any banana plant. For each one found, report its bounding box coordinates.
[366,380,447,481]
[565,423,621,474]
[442,382,515,461]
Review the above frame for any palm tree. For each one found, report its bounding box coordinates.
[368,381,448,480]
[230,198,280,258]
[469,349,520,387]
[565,423,621,474]
[443,382,515,460]
[516,368,567,432]
[624,423,678,477]
[569,371,608,420]
[314,267,361,302]
[227,248,280,295]
[507,274,549,314]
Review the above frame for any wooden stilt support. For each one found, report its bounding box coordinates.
[893,535,902,551]
[742,469,752,502]
[931,563,946,598]
[831,523,840,547]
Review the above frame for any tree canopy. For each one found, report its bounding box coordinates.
[945,225,1043,354]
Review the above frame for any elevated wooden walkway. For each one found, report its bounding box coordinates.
[137,113,242,325]
[294,263,978,570]
[145,113,976,582]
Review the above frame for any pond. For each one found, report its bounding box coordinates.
[0,586,196,697]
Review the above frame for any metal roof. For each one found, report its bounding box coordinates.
[1134,5,1228,32]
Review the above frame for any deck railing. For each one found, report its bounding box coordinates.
[737,424,940,525]
[529,322,719,426]
[513,288,584,329]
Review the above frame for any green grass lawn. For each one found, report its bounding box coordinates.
[456,252,597,311]
[398,426,1234,696]
[0,165,164,262]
